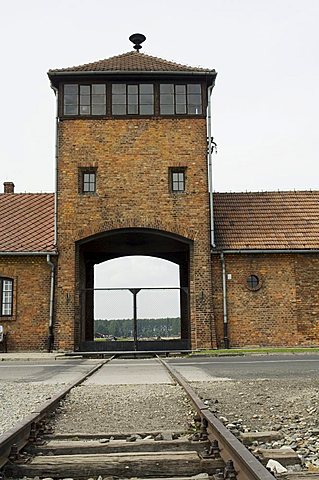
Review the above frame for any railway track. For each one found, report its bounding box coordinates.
[0,355,315,480]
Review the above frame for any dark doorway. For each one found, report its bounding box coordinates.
[76,228,191,351]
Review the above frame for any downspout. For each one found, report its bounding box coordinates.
[220,252,229,349]
[46,254,55,352]
[51,84,59,247]
[207,84,215,247]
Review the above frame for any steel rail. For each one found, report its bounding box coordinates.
[0,358,112,469]
[157,356,275,480]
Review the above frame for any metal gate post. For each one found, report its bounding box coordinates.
[129,289,141,350]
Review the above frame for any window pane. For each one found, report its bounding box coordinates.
[80,95,90,105]
[188,104,202,115]
[160,84,174,94]
[64,105,78,115]
[64,84,78,94]
[128,94,138,105]
[92,84,105,94]
[176,85,186,94]
[140,104,154,115]
[112,84,126,94]
[64,94,78,105]
[176,105,186,114]
[187,94,202,105]
[160,104,174,114]
[92,94,106,104]
[176,94,186,105]
[80,105,90,115]
[140,84,153,94]
[128,85,138,94]
[140,94,153,105]
[128,104,138,114]
[80,85,90,95]
[188,84,201,94]
[112,104,126,115]
[112,94,126,105]
[92,104,106,115]
[160,94,174,105]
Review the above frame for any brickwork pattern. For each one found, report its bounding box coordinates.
[56,118,216,351]
[212,253,319,347]
[0,256,52,351]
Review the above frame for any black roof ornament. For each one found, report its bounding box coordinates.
[129,33,146,52]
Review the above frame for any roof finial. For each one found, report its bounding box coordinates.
[129,33,146,52]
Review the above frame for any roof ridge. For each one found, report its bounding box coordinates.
[48,50,216,75]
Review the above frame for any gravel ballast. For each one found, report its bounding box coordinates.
[52,383,193,434]
[193,377,319,472]
[0,383,64,435]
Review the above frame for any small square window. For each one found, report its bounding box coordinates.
[170,169,186,193]
[80,169,96,194]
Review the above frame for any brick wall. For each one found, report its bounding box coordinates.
[0,256,52,351]
[56,118,216,351]
[212,253,319,347]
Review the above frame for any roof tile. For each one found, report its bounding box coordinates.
[214,191,319,250]
[48,51,216,74]
[0,194,55,253]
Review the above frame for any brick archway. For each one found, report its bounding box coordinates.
[76,227,192,351]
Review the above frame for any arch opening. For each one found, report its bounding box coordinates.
[77,228,191,351]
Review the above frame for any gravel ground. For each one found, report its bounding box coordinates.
[52,383,193,434]
[0,383,64,435]
[193,377,319,472]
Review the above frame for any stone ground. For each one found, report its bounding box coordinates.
[192,377,319,472]
[0,383,63,435]
[52,383,193,434]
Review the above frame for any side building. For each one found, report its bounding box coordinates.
[0,182,56,350]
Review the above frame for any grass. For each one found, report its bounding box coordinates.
[192,346,319,356]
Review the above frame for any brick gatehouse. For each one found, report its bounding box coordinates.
[0,37,318,351]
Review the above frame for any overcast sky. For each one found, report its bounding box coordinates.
[1,0,318,316]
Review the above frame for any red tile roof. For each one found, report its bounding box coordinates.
[48,51,216,75]
[0,194,55,253]
[0,191,318,253]
[214,191,319,250]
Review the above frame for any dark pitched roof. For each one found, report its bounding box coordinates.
[0,193,55,253]
[48,51,216,75]
[214,191,319,250]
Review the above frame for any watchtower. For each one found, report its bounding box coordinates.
[48,35,217,351]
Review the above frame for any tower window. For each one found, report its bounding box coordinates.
[160,84,202,115]
[170,169,186,192]
[64,84,106,116]
[0,278,13,316]
[112,83,154,115]
[80,169,97,194]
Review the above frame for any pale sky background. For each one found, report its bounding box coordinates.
[1,0,318,319]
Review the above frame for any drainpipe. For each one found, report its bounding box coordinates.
[207,84,216,247]
[220,252,229,349]
[51,84,59,247]
[47,254,55,352]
